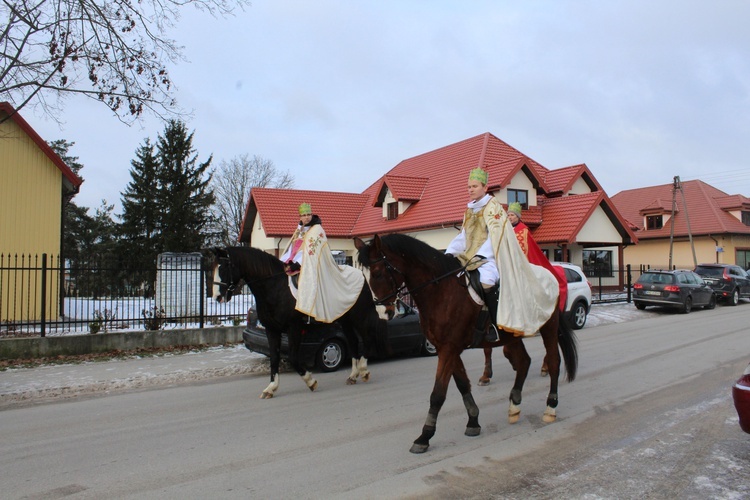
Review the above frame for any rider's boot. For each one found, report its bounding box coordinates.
[483,284,500,343]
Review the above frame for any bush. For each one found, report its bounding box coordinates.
[142,306,166,331]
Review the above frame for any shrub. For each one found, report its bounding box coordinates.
[142,306,166,331]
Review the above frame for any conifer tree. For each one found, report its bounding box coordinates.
[155,120,216,252]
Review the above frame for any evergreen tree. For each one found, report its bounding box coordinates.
[49,139,85,263]
[120,139,161,269]
[155,120,215,252]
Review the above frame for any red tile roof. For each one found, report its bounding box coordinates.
[541,163,605,196]
[239,132,637,246]
[240,188,369,240]
[611,180,750,239]
[378,175,429,202]
[0,102,83,194]
[352,133,551,235]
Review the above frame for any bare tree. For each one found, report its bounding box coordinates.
[0,0,248,123]
[212,154,294,245]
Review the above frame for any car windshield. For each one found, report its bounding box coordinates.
[639,273,673,284]
[694,266,723,277]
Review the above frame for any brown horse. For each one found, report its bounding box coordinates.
[355,234,578,454]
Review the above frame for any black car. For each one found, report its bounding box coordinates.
[633,269,716,313]
[693,263,750,306]
[242,301,436,372]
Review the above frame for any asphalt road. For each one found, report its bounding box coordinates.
[1,303,749,499]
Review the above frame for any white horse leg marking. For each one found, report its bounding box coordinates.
[508,400,521,424]
[347,359,359,384]
[542,406,557,423]
[261,373,279,399]
[303,371,318,392]
[212,266,222,301]
[358,357,370,382]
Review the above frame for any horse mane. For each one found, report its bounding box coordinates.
[360,233,459,275]
[227,246,285,276]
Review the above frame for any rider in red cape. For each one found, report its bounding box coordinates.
[507,202,567,312]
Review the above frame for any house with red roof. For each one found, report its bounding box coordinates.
[1,102,83,321]
[611,179,750,270]
[240,132,637,288]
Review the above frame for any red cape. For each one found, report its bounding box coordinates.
[513,221,567,311]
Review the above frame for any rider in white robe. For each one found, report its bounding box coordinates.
[280,203,364,323]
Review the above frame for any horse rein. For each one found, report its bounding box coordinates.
[369,252,476,306]
[212,255,288,294]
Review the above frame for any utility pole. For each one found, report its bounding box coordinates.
[668,176,697,270]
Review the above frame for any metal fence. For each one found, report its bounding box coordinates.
[587,264,635,304]
[0,253,254,337]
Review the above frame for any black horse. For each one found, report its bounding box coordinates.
[204,246,383,398]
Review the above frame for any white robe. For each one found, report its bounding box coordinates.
[469,197,559,336]
[294,224,364,323]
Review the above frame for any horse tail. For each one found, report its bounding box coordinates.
[557,312,579,383]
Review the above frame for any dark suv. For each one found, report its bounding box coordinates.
[693,264,750,306]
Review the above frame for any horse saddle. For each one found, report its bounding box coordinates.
[465,269,487,306]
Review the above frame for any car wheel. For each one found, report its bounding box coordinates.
[705,294,716,310]
[729,288,740,306]
[421,337,437,356]
[570,301,587,330]
[316,338,346,372]
[681,296,692,314]
[635,301,647,310]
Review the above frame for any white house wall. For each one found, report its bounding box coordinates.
[568,177,592,195]
[500,171,537,206]
[576,205,622,243]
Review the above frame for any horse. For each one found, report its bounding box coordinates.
[203,246,383,399]
[354,233,578,454]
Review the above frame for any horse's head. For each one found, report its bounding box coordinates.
[355,235,406,319]
[202,247,242,303]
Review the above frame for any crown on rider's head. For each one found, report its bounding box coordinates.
[468,168,488,185]
[507,202,522,218]
[298,203,312,215]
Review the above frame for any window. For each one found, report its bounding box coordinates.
[737,249,750,271]
[553,249,564,262]
[646,215,663,230]
[387,202,398,220]
[507,189,528,209]
[582,250,613,278]
[742,211,750,226]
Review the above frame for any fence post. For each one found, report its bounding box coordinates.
[626,264,632,303]
[40,253,47,337]
[199,266,205,329]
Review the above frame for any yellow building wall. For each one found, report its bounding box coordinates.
[0,114,64,322]
[623,237,727,270]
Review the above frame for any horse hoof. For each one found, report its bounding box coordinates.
[309,381,318,392]
[361,372,370,382]
[409,443,429,454]
[543,408,556,423]
[346,377,357,385]
[478,378,491,386]
[465,426,481,437]
[260,392,273,399]
[540,369,548,377]
[508,412,521,424]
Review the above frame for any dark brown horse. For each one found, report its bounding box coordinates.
[204,246,382,398]
[355,234,578,454]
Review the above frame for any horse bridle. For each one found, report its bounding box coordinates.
[212,253,290,295]
[368,252,409,306]
[368,250,475,306]
[213,256,240,297]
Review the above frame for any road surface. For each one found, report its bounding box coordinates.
[1,304,749,498]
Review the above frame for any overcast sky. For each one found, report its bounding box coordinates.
[29,0,750,214]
